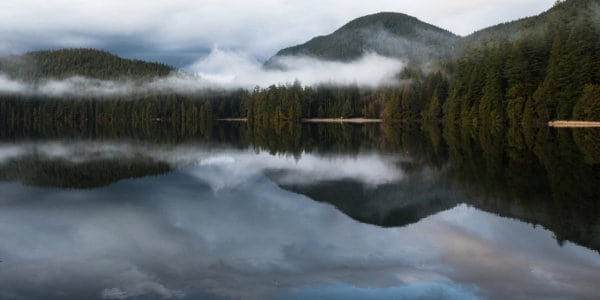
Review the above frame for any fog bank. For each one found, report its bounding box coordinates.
[0,50,405,97]
[188,48,405,88]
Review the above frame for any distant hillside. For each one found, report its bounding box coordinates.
[0,48,174,81]
[265,12,459,68]
[442,0,600,124]
[462,0,600,48]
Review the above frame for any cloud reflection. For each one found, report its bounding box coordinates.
[0,152,599,300]
[0,141,403,187]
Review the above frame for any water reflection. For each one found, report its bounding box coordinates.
[0,140,402,188]
[0,139,599,300]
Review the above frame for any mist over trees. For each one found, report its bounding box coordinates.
[255,0,600,129]
[1,0,599,128]
[264,12,458,69]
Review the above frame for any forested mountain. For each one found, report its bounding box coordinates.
[258,0,600,124]
[462,0,599,47]
[1,0,599,124]
[264,12,459,68]
[0,48,174,81]
[440,0,600,126]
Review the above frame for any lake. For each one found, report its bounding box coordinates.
[0,123,599,300]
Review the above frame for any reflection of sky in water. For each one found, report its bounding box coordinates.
[0,141,403,186]
[0,143,599,300]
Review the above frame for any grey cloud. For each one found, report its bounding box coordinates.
[0,1,557,66]
[189,51,406,88]
[0,1,558,90]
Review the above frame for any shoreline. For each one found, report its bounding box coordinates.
[301,118,383,123]
[217,118,383,124]
[217,118,248,122]
[548,121,600,128]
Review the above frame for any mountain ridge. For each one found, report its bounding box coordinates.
[2,0,598,80]
[264,12,459,68]
[266,0,599,67]
[0,48,174,81]
[462,0,600,48]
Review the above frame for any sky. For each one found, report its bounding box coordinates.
[0,0,557,67]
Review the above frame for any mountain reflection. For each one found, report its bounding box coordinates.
[0,165,599,300]
[0,124,599,299]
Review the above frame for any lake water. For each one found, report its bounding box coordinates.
[0,123,599,299]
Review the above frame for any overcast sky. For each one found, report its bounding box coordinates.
[0,0,556,67]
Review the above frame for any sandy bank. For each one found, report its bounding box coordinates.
[301,118,383,123]
[217,118,383,124]
[217,118,248,122]
[548,121,600,128]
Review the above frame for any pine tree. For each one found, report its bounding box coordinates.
[573,85,600,121]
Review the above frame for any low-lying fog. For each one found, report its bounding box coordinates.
[0,49,405,97]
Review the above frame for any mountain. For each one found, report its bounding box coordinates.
[442,0,600,123]
[265,12,459,68]
[461,0,600,48]
[267,1,599,67]
[277,177,459,228]
[0,48,174,81]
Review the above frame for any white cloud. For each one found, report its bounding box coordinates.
[189,48,405,87]
[0,0,558,93]
[0,1,559,91]
[0,0,557,61]
[0,74,28,93]
[0,72,219,96]
[0,49,406,93]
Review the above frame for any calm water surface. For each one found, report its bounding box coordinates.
[0,124,599,300]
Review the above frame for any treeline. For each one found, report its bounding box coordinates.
[440,0,600,128]
[0,48,174,80]
[236,70,449,128]
[241,82,384,126]
[0,93,246,142]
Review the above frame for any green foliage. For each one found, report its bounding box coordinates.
[0,48,174,80]
[265,12,458,67]
[573,84,600,121]
[441,0,600,129]
[242,84,381,129]
[0,94,231,142]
